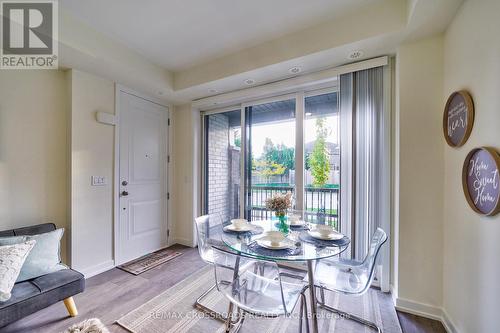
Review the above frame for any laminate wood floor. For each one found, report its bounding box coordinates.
[397,311,446,333]
[1,245,446,333]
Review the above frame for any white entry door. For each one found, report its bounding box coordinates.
[118,91,168,264]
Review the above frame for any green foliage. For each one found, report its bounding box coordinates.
[253,159,286,181]
[233,129,241,147]
[253,137,295,182]
[310,117,330,187]
[305,152,311,170]
[262,138,295,172]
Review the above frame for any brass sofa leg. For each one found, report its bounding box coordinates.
[63,297,78,317]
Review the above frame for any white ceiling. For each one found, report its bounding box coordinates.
[60,0,381,71]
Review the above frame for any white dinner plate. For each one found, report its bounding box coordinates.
[256,237,292,250]
[223,224,255,232]
[289,220,305,226]
[308,230,344,240]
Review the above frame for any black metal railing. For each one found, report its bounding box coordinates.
[250,185,340,230]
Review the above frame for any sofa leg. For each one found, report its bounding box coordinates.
[63,297,78,317]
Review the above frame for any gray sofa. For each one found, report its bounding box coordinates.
[0,223,85,328]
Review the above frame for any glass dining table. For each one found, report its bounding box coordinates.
[218,217,350,333]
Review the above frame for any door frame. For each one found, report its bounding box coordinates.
[114,84,172,265]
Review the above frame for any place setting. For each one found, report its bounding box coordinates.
[222,218,264,235]
[248,231,302,257]
[299,224,350,247]
[273,213,308,230]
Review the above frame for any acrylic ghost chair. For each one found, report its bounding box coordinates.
[212,246,310,333]
[194,214,232,321]
[307,227,387,333]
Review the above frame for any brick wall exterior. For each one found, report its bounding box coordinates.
[208,114,230,222]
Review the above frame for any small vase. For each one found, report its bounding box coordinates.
[275,211,289,234]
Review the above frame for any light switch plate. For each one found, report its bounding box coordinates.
[91,176,107,186]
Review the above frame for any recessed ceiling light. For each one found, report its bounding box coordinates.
[244,79,256,85]
[348,50,364,60]
[289,66,302,74]
[305,112,312,116]
[208,88,218,94]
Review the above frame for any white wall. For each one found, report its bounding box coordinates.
[0,67,168,277]
[59,9,175,103]
[68,70,115,275]
[0,70,70,262]
[395,35,445,314]
[442,1,500,332]
[171,104,199,246]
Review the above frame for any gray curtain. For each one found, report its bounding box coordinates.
[340,67,385,261]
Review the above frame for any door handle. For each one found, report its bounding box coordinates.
[121,191,129,196]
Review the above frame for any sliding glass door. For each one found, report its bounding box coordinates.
[303,92,340,229]
[202,89,341,230]
[243,98,296,220]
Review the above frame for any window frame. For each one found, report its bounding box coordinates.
[201,85,340,223]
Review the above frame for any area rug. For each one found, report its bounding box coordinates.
[62,318,109,333]
[117,248,183,275]
[117,266,402,333]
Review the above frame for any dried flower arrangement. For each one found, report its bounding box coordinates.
[265,192,292,216]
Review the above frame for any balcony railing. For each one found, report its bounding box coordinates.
[249,184,340,230]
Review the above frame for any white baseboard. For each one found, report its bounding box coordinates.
[172,237,195,247]
[395,297,458,333]
[441,308,458,333]
[77,260,115,279]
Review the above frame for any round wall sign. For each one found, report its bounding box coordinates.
[462,147,500,216]
[443,90,474,147]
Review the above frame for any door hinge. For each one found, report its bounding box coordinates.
[168,118,170,126]
[167,155,170,163]
[167,229,170,237]
[167,193,170,200]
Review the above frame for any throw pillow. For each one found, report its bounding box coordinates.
[0,228,67,282]
[0,240,36,301]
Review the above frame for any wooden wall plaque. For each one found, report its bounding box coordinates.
[443,90,474,147]
[462,147,500,216]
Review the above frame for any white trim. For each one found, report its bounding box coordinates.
[166,108,173,247]
[304,86,339,98]
[201,104,241,116]
[442,309,458,333]
[200,114,207,218]
[113,84,121,265]
[395,297,459,333]
[172,237,195,247]
[239,105,246,217]
[241,92,298,108]
[295,92,304,211]
[380,62,392,292]
[395,298,443,320]
[79,260,115,279]
[114,85,172,265]
[193,56,388,111]
[192,108,202,245]
[116,84,169,108]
